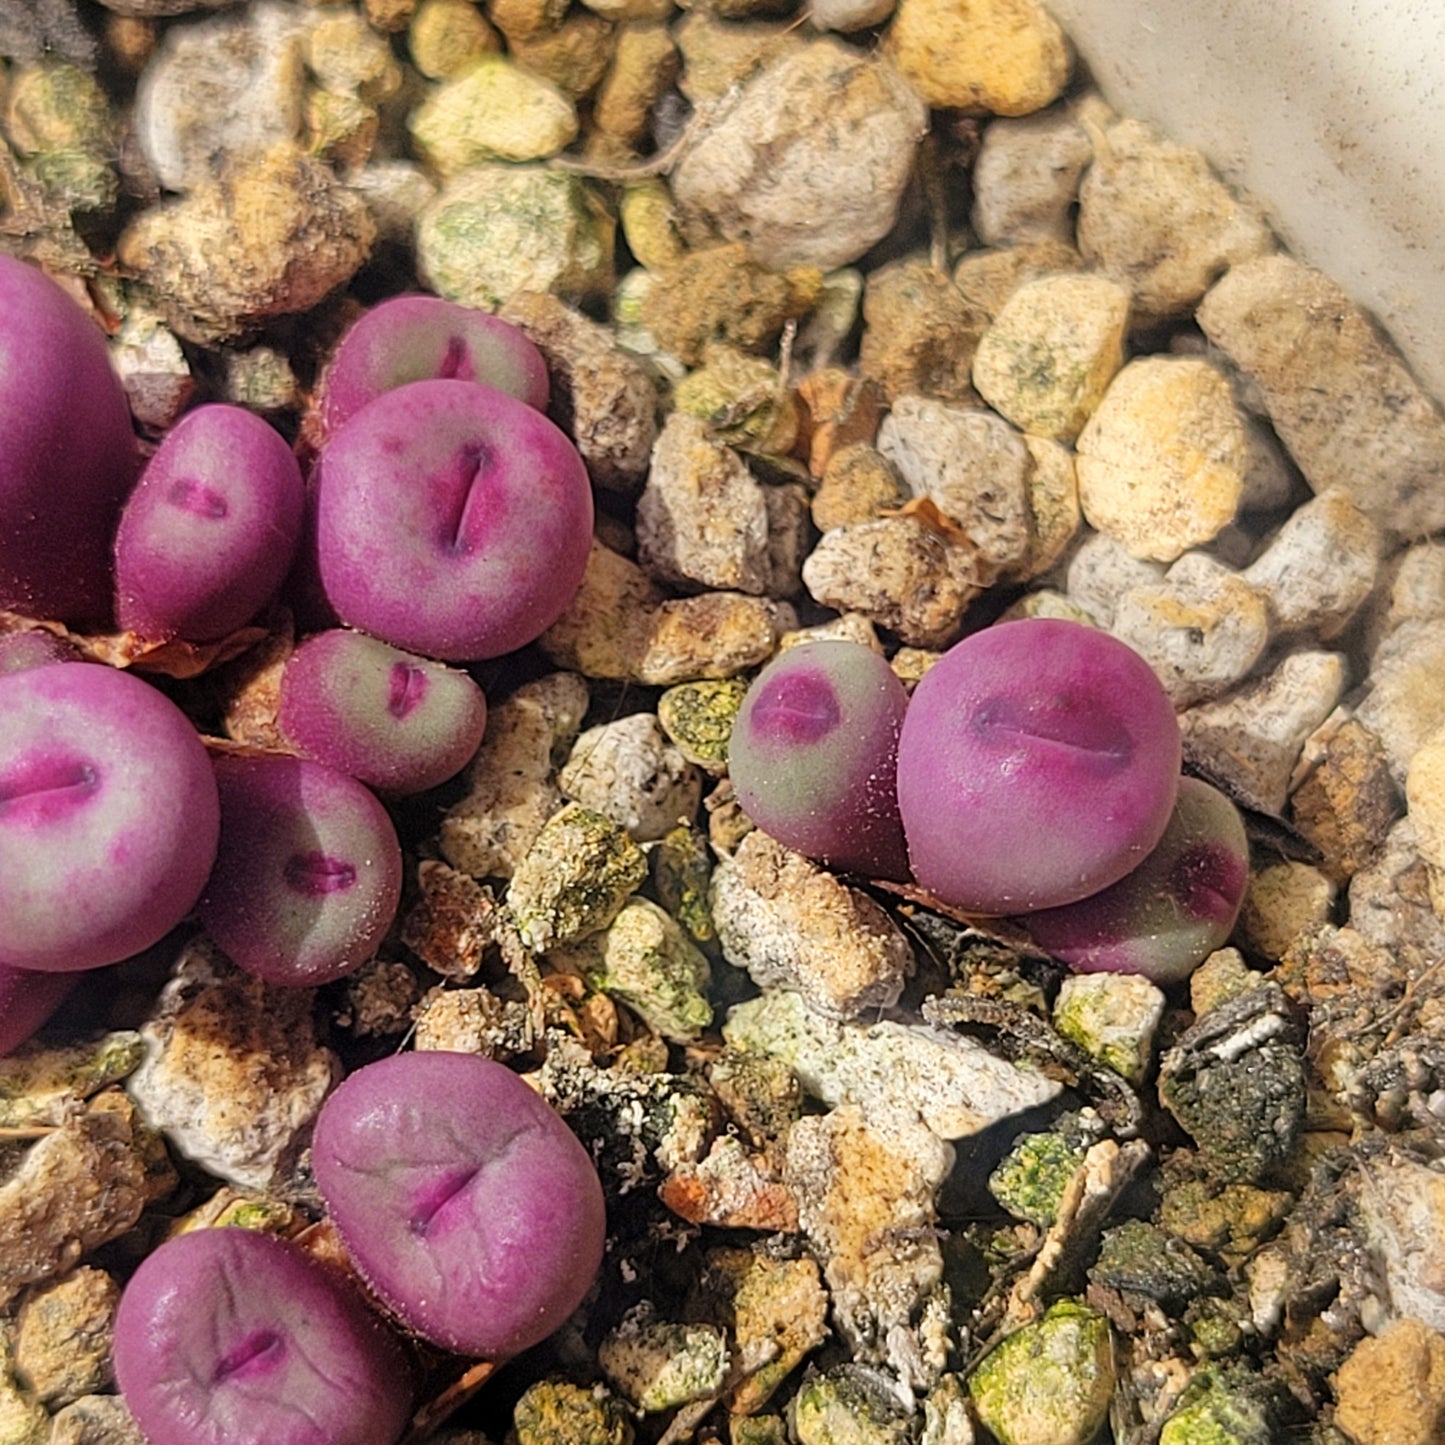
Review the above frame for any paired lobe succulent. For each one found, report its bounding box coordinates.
[729,619,1249,984]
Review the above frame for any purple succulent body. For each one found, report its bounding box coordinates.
[312,1050,607,1360]
[897,619,1182,914]
[276,629,487,795]
[0,254,137,627]
[0,630,80,674]
[113,404,305,642]
[0,964,76,1055]
[1024,776,1249,982]
[728,640,910,879]
[198,755,402,987]
[311,379,594,661]
[318,294,549,436]
[113,1226,413,1445]
[0,663,219,972]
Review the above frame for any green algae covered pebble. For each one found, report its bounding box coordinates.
[988,1129,1089,1226]
[507,803,647,952]
[418,164,614,312]
[658,677,748,775]
[510,1377,633,1445]
[791,1366,912,1445]
[968,1300,1114,1445]
[1159,1372,1271,1445]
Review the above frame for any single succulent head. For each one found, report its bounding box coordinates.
[312,1050,607,1360]
[317,294,549,437]
[728,639,910,879]
[0,662,220,972]
[897,618,1182,914]
[0,963,76,1055]
[113,1226,413,1445]
[275,628,486,795]
[113,403,305,643]
[197,755,402,987]
[0,253,137,626]
[1023,776,1249,983]
[0,629,79,674]
[310,379,594,661]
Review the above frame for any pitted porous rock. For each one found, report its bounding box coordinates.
[124,940,340,1192]
[411,984,533,1058]
[801,516,981,649]
[440,670,589,880]
[637,413,771,595]
[671,40,927,271]
[116,142,375,342]
[498,291,659,494]
[1348,818,1445,978]
[594,23,680,149]
[778,612,884,655]
[0,1101,151,1307]
[560,712,703,844]
[1078,118,1275,320]
[858,260,988,405]
[1110,551,1270,708]
[408,56,578,173]
[1198,254,1445,544]
[1237,860,1336,962]
[1179,650,1346,816]
[672,12,806,103]
[710,830,914,1022]
[504,11,615,102]
[1355,621,1445,785]
[785,1104,953,1367]
[952,238,1084,319]
[1408,729,1445,911]
[639,243,819,370]
[1076,355,1248,563]
[812,444,908,534]
[539,542,665,681]
[1362,540,1445,662]
[1350,1156,1445,1338]
[723,988,1062,1139]
[971,105,1094,246]
[877,397,1033,579]
[400,860,500,978]
[1289,710,1400,884]
[1243,487,1380,639]
[1064,531,1166,629]
[49,1394,147,1445]
[133,2,309,192]
[972,272,1130,443]
[13,1266,117,1408]
[635,592,796,686]
[407,0,500,80]
[1019,434,1081,578]
[886,0,1069,115]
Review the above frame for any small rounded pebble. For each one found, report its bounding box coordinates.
[897,618,1181,914]
[312,1050,607,1359]
[0,663,219,973]
[198,755,402,987]
[1024,777,1249,983]
[113,1227,412,1445]
[729,640,910,879]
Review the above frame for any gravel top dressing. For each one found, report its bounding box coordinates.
[2,2,1445,1442]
